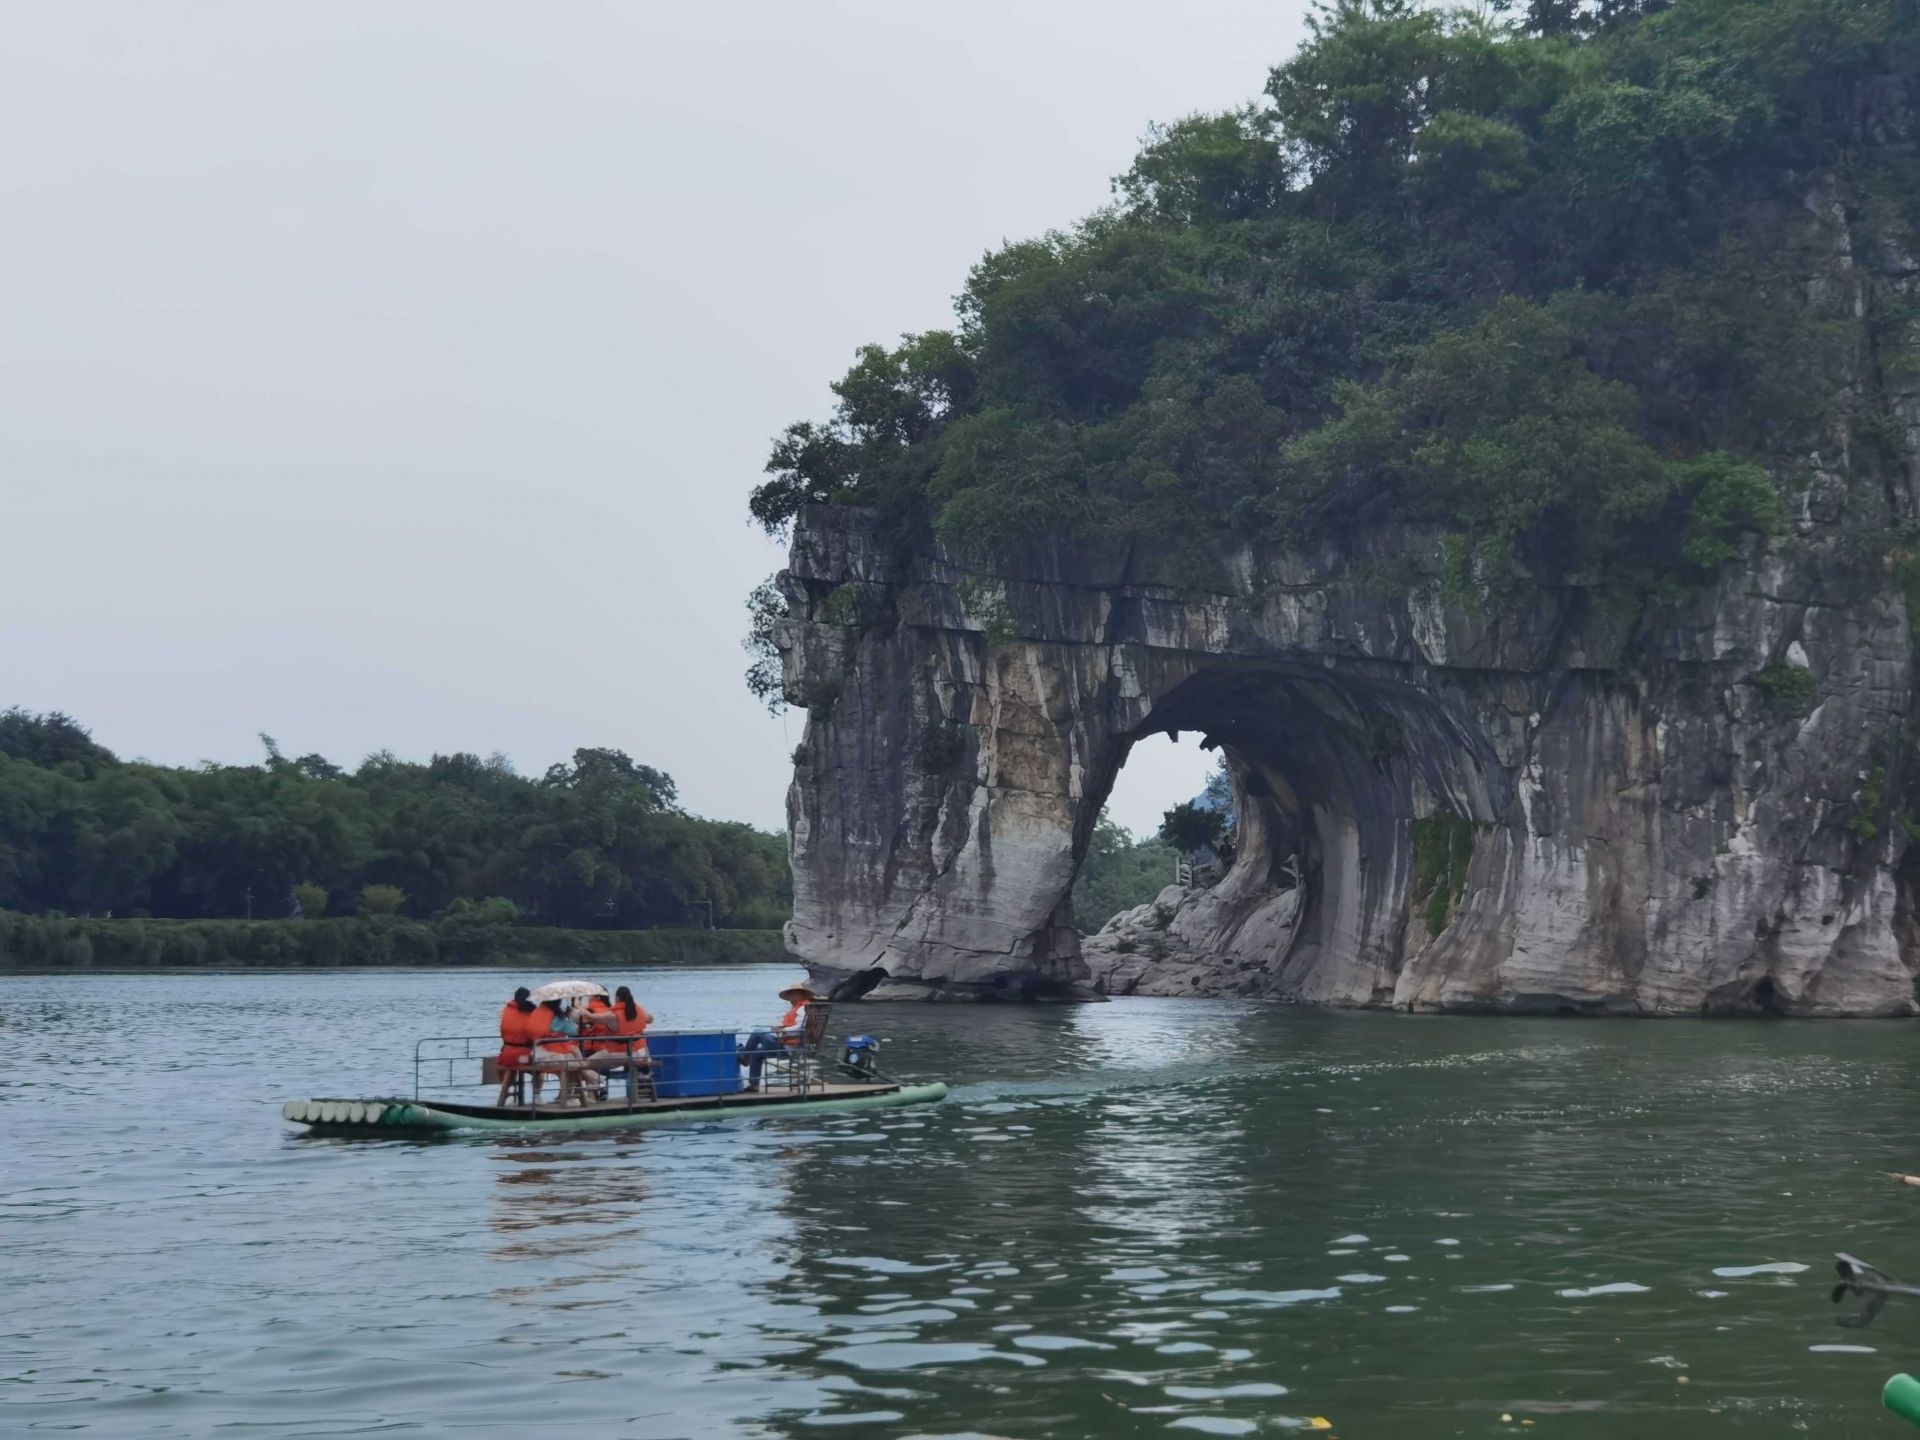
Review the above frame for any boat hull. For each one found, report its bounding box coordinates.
[283,1081,948,1134]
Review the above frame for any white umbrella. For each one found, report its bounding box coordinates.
[529,980,609,1002]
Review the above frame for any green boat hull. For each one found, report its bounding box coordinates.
[285,1081,949,1134]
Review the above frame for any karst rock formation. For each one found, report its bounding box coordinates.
[775,478,1920,1016]
[770,167,1920,1016]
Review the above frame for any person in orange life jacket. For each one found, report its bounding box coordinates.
[580,991,614,1038]
[574,992,618,1098]
[585,986,653,1075]
[495,987,538,1105]
[740,984,817,1091]
[530,998,586,1105]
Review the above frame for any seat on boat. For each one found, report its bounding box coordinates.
[587,1047,655,1104]
[481,1053,536,1105]
[483,1052,601,1106]
[767,1002,832,1094]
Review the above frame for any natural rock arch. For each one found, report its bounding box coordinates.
[776,505,1917,1015]
[1076,664,1506,1006]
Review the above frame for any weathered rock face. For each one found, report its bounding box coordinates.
[776,501,1918,1015]
[1079,875,1303,999]
[771,491,1920,1021]
[773,167,1920,1017]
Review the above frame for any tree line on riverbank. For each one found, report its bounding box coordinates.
[0,710,791,930]
[0,908,785,971]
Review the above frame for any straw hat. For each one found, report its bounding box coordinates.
[778,984,821,1002]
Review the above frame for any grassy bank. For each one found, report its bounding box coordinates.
[0,910,788,971]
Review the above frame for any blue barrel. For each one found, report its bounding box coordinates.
[648,1031,743,1098]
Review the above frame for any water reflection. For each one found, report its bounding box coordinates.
[487,1143,656,1269]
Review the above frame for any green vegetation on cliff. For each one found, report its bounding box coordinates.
[1412,813,1478,933]
[0,710,790,930]
[750,0,1914,614]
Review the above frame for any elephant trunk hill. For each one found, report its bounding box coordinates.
[755,3,1920,1015]
[778,505,1914,1014]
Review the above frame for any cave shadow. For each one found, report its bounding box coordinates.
[1063,661,1510,1001]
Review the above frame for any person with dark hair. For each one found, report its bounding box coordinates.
[495,987,537,1105]
[586,985,654,1083]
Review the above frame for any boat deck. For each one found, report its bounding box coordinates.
[285,1022,945,1132]
[285,1078,948,1132]
[401,1078,902,1121]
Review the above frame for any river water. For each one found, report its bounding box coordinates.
[2,966,1917,1438]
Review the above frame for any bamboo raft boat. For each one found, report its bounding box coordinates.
[282,1005,947,1135]
[282,1080,949,1134]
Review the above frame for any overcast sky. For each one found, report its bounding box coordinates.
[2,1,1307,835]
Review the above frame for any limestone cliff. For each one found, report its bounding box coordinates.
[777,500,1916,1014]
[769,166,1920,1017]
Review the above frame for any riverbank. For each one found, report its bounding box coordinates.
[0,909,787,970]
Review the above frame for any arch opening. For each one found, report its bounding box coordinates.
[1100,729,1221,841]
[1067,663,1507,1003]
[1068,730,1219,940]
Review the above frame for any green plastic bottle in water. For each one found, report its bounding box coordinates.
[1886,1374,1920,1426]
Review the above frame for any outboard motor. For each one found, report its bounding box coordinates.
[840,1035,881,1079]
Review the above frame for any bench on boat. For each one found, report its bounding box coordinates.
[763,1002,834,1095]
[483,1042,653,1104]
[421,1011,839,1113]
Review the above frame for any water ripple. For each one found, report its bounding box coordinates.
[3,969,1914,1439]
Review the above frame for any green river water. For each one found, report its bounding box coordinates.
[2,965,1917,1438]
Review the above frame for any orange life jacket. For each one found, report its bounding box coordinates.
[587,997,647,1055]
[528,1005,579,1057]
[778,1002,807,1047]
[498,1002,535,1062]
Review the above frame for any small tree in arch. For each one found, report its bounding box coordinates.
[1159,801,1227,858]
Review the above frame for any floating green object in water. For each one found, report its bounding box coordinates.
[1885,1373,1920,1427]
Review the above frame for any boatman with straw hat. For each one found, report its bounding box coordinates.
[739,982,820,1091]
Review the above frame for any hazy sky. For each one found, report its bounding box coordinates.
[2,1,1306,835]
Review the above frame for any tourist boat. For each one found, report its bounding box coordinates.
[282,1012,947,1135]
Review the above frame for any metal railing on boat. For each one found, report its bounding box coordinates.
[411,1018,837,1114]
